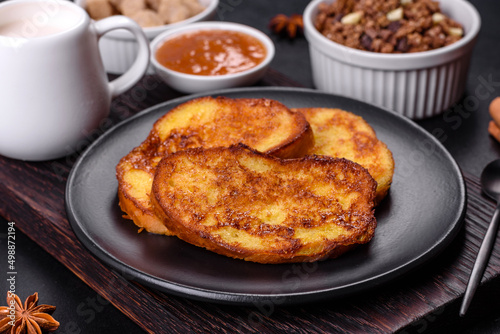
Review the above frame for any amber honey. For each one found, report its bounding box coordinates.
[155,29,267,76]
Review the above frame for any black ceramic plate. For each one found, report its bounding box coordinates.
[66,87,466,305]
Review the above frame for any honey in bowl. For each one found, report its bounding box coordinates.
[155,29,267,76]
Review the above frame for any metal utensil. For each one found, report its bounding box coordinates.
[460,159,500,316]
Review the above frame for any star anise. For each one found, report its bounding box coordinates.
[0,293,59,334]
[269,14,304,39]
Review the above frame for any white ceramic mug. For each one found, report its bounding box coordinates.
[0,0,150,161]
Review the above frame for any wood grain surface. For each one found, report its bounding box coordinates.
[1,71,500,333]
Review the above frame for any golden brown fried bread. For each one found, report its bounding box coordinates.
[151,144,377,264]
[294,108,394,204]
[117,97,314,235]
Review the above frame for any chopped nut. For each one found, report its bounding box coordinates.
[386,7,403,21]
[448,27,463,37]
[315,0,464,53]
[432,12,445,24]
[380,43,395,53]
[341,11,363,25]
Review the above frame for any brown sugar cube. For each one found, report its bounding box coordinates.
[146,0,161,11]
[183,0,205,16]
[158,0,190,24]
[119,0,147,17]
[129,9,164,27]
[86,0,115,20]
[108,0,122,10]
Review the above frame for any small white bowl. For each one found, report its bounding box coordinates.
[150,22,275,94]
[76,0,218,74]
[304,0,481,119]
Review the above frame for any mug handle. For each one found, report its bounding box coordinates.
[94,16,150,98]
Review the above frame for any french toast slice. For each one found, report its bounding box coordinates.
[116,97,314,235]
[151,144,377,264]
[294,108,394,205]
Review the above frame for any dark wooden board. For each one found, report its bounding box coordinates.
[1,71,499,333]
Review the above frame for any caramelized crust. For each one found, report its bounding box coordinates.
[116,97,314,235]
[294,108,395,204]
[151,144,377,264]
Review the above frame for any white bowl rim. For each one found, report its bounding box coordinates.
[150,21,275,82]
[304,0,481,69]
[75,0,219,39]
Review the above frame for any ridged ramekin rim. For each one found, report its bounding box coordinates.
[303,0,481,70]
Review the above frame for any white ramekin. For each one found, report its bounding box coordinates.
[76,0,218,74]
[304,0,481,119]
[150,22,275,93]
